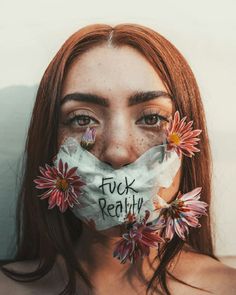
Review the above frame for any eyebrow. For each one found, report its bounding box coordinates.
[60,90,172,107]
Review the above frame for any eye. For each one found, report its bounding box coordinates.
[136,112,169,127]
[65,114,99,128]
[143,114,161,125]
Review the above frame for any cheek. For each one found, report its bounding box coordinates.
[57,126,107,156]
[138,129,166,147]
[57,126,82,150]
[127,128,166,155]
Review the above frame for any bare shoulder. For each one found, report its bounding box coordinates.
[169,248,236,295]
[0,265,22,294]
[201,254,236,293]
[0,260,37,295]
[0,257,67,295]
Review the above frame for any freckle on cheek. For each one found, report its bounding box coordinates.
[90,133,105,157]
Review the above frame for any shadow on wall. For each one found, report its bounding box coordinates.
[0,85,38,260]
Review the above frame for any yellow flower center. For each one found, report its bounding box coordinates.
[56,178,69,192]
[169,133,181,146]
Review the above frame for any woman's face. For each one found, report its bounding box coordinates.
[59,44,181,203]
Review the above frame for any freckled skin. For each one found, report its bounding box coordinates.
[59,44,182,209]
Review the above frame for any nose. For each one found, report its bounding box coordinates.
[99,127,138,169]
[101,143,136,169]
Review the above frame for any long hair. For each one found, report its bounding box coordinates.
[1,23,217,295]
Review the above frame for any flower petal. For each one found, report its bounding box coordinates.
[34,159,85,213]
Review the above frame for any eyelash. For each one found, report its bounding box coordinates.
[64,114,99,128]
[136,112,169,127]
[63,111,169,129]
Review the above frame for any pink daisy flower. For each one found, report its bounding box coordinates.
[158,187,208,241]
[165,111,202,157]
[113,211,164,264]
[34,159,85,213]
[80,127,96,150]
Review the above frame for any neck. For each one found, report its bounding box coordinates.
[75,223,159,284]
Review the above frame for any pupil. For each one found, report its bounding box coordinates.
[78,116,90,126]
[145,115,159,125]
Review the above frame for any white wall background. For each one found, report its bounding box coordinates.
[0,0,236,258]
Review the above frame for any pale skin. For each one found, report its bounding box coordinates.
[1,44,236,294]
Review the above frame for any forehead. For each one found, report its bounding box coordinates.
[62,44,167,97]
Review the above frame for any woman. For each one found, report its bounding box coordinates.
[1,23,235,295]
